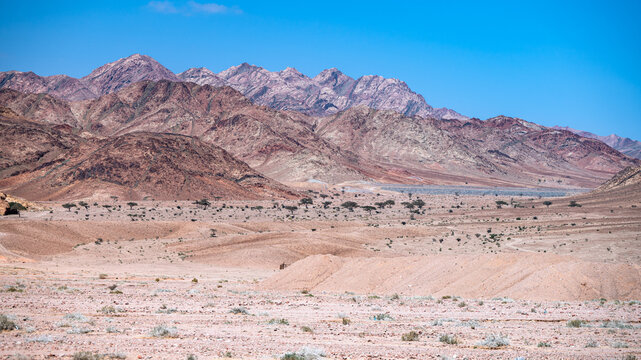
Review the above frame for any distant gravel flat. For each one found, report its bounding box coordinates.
[376,184,589,197]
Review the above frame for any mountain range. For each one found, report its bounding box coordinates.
[0,54,465,120]
[0,54,639,200]
[553,126,641,159]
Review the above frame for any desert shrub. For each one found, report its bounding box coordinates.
[0,314,17,331]
[268,318,289,325]
[99,306,116,314]
[439,334,458,344]
[150,324,178,338]
[342,317,351,325]
[281,347,326,360]
[584,340,598,348]
[601,320,633,329]
[537,341,551,347]
[106,326,120,333]
[27,335,53,343]
[612,341,629,348]
[402,331,419,341]
[229,307,249,315]
[301,326,313,333]
[67,326,92,334]
[73,352,102,360]
[567,319,587,328]
[457,301,466,308]
[477,333,509,348]
[64,313,91,323]
[372,313,393,321]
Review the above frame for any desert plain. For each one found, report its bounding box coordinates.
[1,187,640,360]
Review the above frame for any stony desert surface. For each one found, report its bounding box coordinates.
[1,189,640,359]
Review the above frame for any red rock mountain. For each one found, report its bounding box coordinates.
[0,107,297,200]
[2,82,639,188]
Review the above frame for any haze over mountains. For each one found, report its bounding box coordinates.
[1,54,640,200]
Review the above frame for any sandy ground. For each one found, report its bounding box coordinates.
[1,191,640,359]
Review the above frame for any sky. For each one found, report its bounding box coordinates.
[1,0,640,139]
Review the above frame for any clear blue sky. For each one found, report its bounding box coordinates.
[1,0,640,139]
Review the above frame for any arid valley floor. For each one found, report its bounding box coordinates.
[1,189,640,359]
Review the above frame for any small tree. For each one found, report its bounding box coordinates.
[412,199,426,209]
[78,201,89,210]
[543,201,552,208]
[362,205,376,215]
[384,199,395,208]
[341,201,359,212]
[299,198,313,209]
[284,205,298,215]
[374,202,386,209]
[495,200,508,208]
[402,202,415,210]
[568,200,582,208]
[62,203,76,212]
[127,202,138,210]
[322,201,332,209]
[194,199,210,210]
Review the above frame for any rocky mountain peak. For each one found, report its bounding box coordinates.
[81,54,180,95]
[177,67,225,87]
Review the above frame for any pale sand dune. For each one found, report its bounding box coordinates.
[262,253,641,301]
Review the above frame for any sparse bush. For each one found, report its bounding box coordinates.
[67,326,92,334]
[73,352,102,360]
[612,341,629,348]
[477,333,509,348]
[372,313,393,321]
[150,324,178,338]
[268,318,289,325]
[281,347,326,360]
[584,340,598,348]
[301,326,313,333]
[342,317,351,325]
[0,314,17,331]
[567,319,586,328]
[537,341,551,347]
[601,320,633,329]
[27,335,52,343]
[402,331,420,341]
[99,306,116,314]
[439,334,458,344]
[64,313,91,323]
[229,307,249,315]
